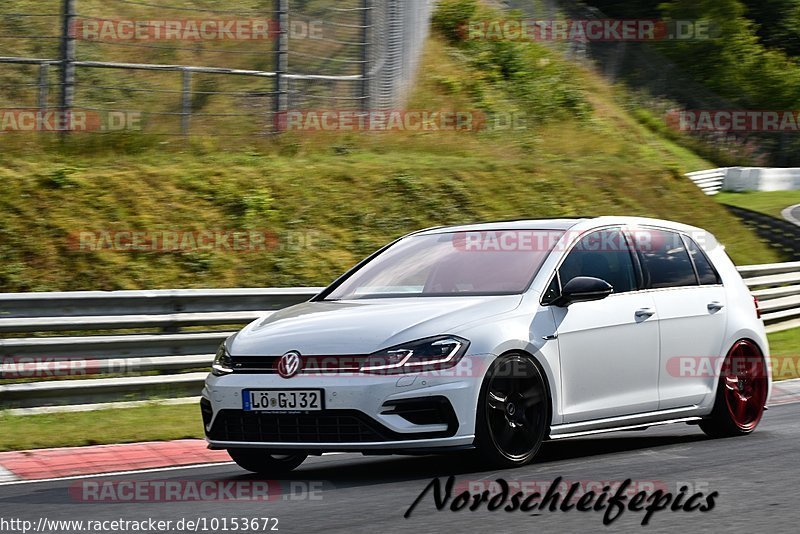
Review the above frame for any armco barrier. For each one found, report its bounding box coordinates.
[739,262,800,332]
[0,288,322,411]
[687,167,800,195]
[686,168,728,196]
[1,263,798,413]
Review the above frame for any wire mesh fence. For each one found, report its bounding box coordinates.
[0,0,433,136]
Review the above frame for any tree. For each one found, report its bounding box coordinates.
[740,0,800,57]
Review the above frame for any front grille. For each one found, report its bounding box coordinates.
[230,355,370,374]
[207,410,390,443]
[207,405,459,444]
[230,356,281,373]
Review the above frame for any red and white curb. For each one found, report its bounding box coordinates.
[0,439,230,485]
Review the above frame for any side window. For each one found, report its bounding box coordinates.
[684,236,721,285]
[637,229,698,289]
[557,228,637,294]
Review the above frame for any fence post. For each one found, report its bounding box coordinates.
[59,0,76,134]
[38,63,49,111]
[360,0,372,113]
[181,69,192,136]
[387,0,403,109]
[273,0,289,132]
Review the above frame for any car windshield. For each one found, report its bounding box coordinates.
[324,230,565,300]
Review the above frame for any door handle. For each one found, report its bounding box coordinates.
[708,301,725,312]
[635,308,655,319]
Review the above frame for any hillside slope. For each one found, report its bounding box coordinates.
[0,30,779,292]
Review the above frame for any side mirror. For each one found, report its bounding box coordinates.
[553,277,613,307]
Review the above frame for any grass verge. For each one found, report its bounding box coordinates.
[716,191,800,220]
[0,403,202,452]
[770,328,800,382]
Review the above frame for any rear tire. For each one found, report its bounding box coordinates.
[227,449,308,475]
[700,340,768,438]
[474,353,550,468]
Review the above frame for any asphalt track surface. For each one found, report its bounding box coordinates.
[2,403,799,533]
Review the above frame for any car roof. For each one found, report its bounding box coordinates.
[414,218,588,235]
[412,216,712,238]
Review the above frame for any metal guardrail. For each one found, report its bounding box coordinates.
[686,168,728,196]
[1,263,798,413]
[741,262,800,332]
[687,167,800,195]
[0,288,323,411]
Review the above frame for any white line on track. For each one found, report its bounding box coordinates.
[0,465,17,484]
[781,204,800,226]
[0,462,236,487]
[0,453,350,487]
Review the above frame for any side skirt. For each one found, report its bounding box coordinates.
[549,407,704,440]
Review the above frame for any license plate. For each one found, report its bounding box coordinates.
[243,389,324,412]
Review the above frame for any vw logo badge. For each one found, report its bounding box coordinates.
[277,351,302,379]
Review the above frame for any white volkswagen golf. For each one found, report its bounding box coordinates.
[202,217,771,473]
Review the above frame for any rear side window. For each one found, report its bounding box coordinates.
[684,236,722,285]
[637,229,697,289]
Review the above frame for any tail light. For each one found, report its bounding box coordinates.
[754,296,762,319]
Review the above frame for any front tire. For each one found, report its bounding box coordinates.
[474,353,550,468]
[700,340,768,438]
[227,449,308,475]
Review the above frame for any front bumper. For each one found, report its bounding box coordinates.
[202,354,490,452]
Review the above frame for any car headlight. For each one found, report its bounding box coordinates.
[212,343,234,376]
[360,336,469,374]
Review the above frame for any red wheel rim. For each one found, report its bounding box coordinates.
[722,340,768,431]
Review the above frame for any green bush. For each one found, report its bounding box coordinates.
[432,0,478,43]
[432,2,591,124]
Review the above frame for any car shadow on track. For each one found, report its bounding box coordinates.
[233,430,711,486]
